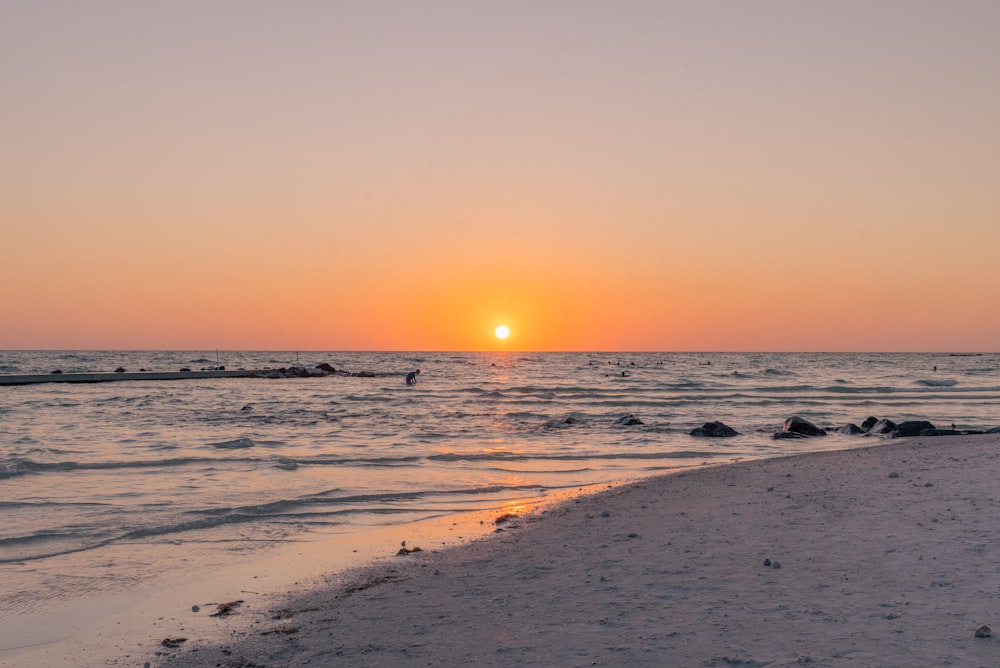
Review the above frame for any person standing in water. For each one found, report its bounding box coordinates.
[406,369,421,385]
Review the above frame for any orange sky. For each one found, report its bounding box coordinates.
[2,2,999,351]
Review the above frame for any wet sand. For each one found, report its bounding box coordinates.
[22,435,1000,666]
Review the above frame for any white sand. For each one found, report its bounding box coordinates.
[53,435,1000,665]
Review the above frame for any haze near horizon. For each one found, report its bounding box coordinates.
[2,1,998,352]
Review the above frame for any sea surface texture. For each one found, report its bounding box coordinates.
[1,351,998,630]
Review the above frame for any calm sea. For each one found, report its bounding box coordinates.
[2,351,999,654]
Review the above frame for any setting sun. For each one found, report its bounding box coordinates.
[495,325,510,340]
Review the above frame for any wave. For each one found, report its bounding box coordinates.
[0,453,430,479]
[211,436,258,449]
[427,450,722,462]
[916,379,959,387]
[0,483,554,564]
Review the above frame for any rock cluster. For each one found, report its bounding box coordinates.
[252,364,376,379]
[767,414,1000,440]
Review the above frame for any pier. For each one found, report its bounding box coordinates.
[0,369,273,386]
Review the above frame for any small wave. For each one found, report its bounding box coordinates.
[764,368,798,376]
[491,466,593,474]
[0,456,249,478]
[211,437,258,449]
[916,379,958,387]
[427,451,722,462]
[823,385,894,394]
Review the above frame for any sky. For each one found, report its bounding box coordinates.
[2,1,998,352]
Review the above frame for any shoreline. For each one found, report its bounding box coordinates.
[0,485,612,668]
[145,434,1000,667]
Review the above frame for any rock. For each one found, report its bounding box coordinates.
[690,421,739,437]
[868,418,898,435]
[987,427,1000,434]
[114,367,126,373]
[781,416,827,437]
[316,363,336,373]
[773,431,807,440]
[615,414,643,426]
[763,558,771,566]
[861,416,879,431]
[919,428,960,437]
[835,424,866,435]
[975,625,992,638]
[896,420,935,437]
[352,371,376,377]
[888,472,900,478]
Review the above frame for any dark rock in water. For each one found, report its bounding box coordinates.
[920,428,960,437]
[868,419,898,435]
[781,416,827,437]
[615,414,643,426]
[835,424,866,435]
[179,367,191,372]
[352,371,376,377]
[987,427,1000,434]
[316,363,336,373]
[861,416,880,431]
[773,431,807,440]
[690,421,739,437]
[51,369,63,374]
[115,367,126,373]
[896,420,935,437]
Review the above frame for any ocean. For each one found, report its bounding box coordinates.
[2,350,999,658]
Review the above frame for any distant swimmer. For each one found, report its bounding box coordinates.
[405,369,421,385]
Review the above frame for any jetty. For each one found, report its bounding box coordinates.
[0,369,273,386]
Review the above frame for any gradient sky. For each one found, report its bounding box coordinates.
[2,1,998,351]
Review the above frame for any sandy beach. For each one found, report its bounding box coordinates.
[101,433,997,667]
[11,433,998,667]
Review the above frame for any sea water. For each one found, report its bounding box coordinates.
[2,351,999,656]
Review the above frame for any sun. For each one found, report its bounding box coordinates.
[494,325,510,340]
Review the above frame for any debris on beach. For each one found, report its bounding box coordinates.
[161,637,187,648]
[397,546,423,555]
[261,625,300,636]
[975,625,992,638]
[210,600,244,617]
[494,512,519,524]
